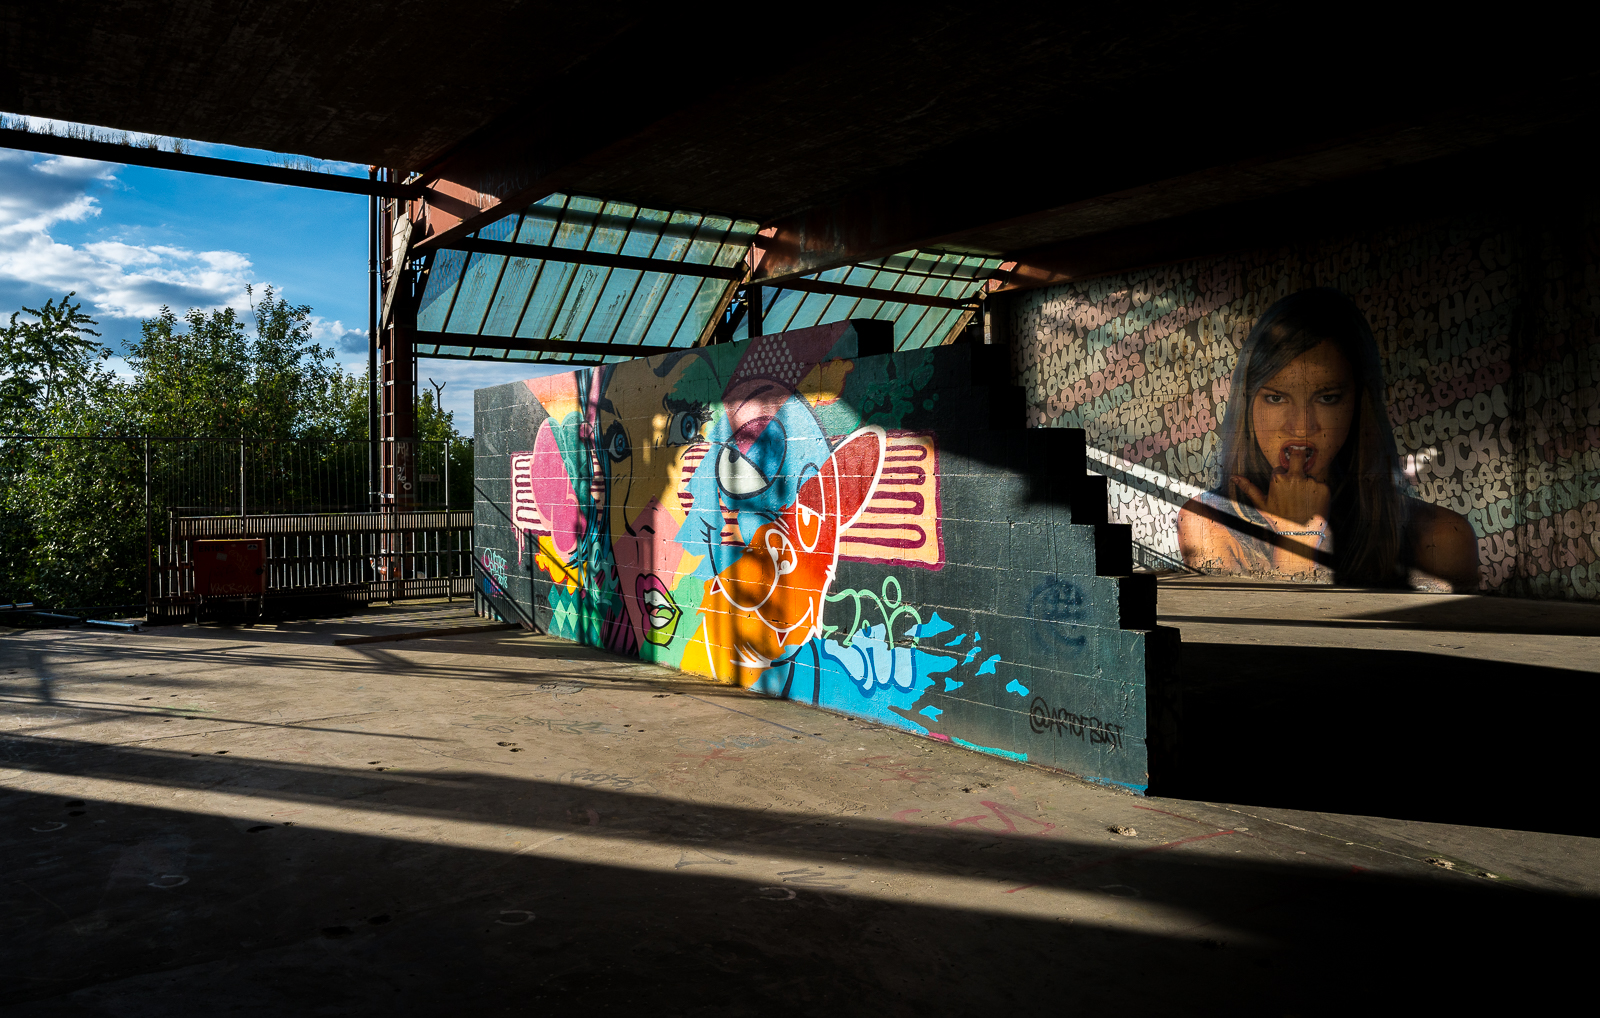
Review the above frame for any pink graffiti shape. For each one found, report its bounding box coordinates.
[531,419,584,556]
[893,808,924,822]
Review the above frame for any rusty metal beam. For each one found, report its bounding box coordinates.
[419,350,614,367]
[746,184,1012,287]
[404,76,724,254]
[440,238,744,280]
[411,331,675,359]
[0,128,423,198]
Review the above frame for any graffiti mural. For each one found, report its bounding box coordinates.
[1012,211,1600,600]
[476,321,1175,791]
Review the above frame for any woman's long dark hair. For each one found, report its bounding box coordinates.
[1215,288,1408,586]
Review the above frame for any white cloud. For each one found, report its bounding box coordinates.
[416,359,570,424]
[0,149,254,324]
[309,315,367,353]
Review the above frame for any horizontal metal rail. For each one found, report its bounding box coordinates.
[0,129,423,199]
[154,511,474,620]
[438,237,746,280]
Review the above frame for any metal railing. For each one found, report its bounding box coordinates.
[153,510,474,622]
[0,435,474,614]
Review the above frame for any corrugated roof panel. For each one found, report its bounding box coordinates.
[514,262,582,340]
[574,267,641,348]
[728,247,1001,349]
[637,275,711,347]
[411,193,757,363]
[618,206,670,258]
[585,201,637,255]
[514,200,564,246]
[673,278,736,346]
[608,271,680,347]
[900,306,955,349]
[441,252,505,333]
[544,264,610,353]
[415,248,468,332]
[781,292,837,333]
[478,256,542,337]
[550,196,603,250]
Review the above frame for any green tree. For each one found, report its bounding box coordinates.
[124,285,352,438]
[2,290,474,608]
[0,295,141,607]
[0,292,107,432]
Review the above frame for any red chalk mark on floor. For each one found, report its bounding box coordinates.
[674,747,746,766]
[893,808,924,822]
[1130,803,1211,824]
[949,801,1056,837]
[1004,829,1238,894]
[848,755,936,783]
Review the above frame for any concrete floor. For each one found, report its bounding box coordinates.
[2,594,1595,1014]
[1157,576,1600,834]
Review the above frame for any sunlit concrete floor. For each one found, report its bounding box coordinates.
[1,597,1595,1014]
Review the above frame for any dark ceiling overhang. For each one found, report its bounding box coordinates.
[5,2,1595,303]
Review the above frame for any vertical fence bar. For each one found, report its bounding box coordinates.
[144,438,152,615]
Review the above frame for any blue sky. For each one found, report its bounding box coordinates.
[0,119,557,425]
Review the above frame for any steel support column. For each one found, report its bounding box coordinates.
[376,183,419,599]
[378,323,416,508]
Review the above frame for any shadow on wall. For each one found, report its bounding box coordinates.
[1004,208,1600,602]
[1159,640,1600,837]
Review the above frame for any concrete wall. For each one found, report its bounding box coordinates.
[474,321,1176,791]
[1007,208,1600,600]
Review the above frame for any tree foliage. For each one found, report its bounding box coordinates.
[0,293,108,433]
[1,291,470,609]
[122,286,356,438]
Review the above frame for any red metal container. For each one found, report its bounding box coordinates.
[193,539,266,596]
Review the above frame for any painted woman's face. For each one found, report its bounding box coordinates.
[1250,340,1356,483]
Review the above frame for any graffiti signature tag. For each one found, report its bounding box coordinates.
[1028,696,1125,751]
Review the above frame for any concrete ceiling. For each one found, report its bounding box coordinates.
[4,2,1594,266]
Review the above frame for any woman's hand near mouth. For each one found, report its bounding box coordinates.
[1232,447,1333,576]
[1233,446,1330,525]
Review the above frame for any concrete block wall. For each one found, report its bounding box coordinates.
[474,320,1177,791]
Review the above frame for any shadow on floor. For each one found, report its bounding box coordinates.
[0,733,1592,1014]
[1156,641,1599,837]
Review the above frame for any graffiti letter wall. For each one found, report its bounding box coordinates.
[1009,210,1600,600]
[475,321,1177,791]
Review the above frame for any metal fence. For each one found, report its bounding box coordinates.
[144,437,466,514]
[152,510,474,622]
[0,435,474,615]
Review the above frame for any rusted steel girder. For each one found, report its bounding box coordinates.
[376,186,417,514]
[410,331,674,359]
[439,238,744,280]
[0,129,423,198]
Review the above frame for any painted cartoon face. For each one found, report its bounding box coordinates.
[1251,340,1356,483]
[595,354,712,650]
[682,378,884,685]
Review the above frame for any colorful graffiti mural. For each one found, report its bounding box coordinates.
[476,321,1173,791]
[1011,212,1600,599]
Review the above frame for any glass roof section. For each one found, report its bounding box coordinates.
[731,249,1005,350]
[413,193,759,364]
